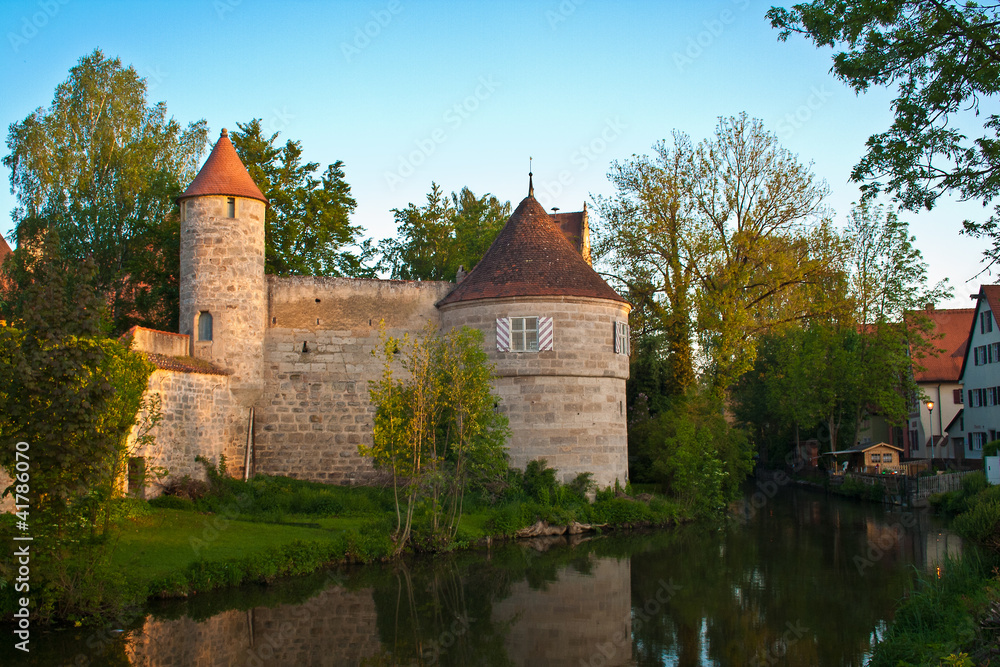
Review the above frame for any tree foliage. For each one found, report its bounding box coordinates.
[732,202,951,461]
[595,113,847,393]
[362,323,509,553]
[0,230,155,621]
[230,119,373,277]
[2,49,208,332]
[768,1,1000,264]
[379,183,511,282]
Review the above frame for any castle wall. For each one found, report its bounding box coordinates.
[133,369,243,496]
[253,276,453,483]
[440,296,631,487]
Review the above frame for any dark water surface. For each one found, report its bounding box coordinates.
[7,486,961,666]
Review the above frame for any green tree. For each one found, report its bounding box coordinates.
[0,229,155,621]
[595,114,848,393]
[230,119,372,277]
[379,183,511,281]
[767,1,1000,265]
[2,49,208,333]
[362,323,509,553]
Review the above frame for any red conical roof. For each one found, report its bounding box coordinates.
[178,128,267,203]
[438,192,626,306]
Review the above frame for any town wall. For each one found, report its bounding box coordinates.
[133,368,243,496]
[439,296,631,487]
[252,276,453,483]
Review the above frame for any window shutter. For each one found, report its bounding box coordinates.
[496,318,510,352]
[614,321,631,355]
[538,317,553,351]
[969,389,974,406]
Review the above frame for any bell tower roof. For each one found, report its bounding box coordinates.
[178,128,268,203]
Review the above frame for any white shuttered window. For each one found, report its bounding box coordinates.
[496,317,553,352]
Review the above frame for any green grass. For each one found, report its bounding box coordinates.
[111,509,349,583]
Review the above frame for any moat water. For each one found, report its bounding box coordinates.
[9,486,962,666]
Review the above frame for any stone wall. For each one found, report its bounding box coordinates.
[440,295,631,487]
[253,276,453,483]
[125,586,380,665]
[133,368,242,497]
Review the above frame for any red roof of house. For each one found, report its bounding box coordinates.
[0,236,12,265]
[438,189,625,306]
[177,128,267,203]
[909,307,975,383]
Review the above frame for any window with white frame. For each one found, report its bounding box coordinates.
[496,317,553,352]
[883,452,893,463]
[982,310,994,334]
[972,432,987,450]
[871,453,881,463]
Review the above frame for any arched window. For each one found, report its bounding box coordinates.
[198,311,213,341]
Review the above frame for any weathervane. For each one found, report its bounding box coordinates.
[529,156,534,197]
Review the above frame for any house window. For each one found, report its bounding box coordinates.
[227,197,236,218]
[614,321,631,355]
[982,310,994,334]
[910,430,919,451]
[511,317,538,352]
[198,311,213,341]
[871,453,881,463]
[496,317,553,352]
[973,432,987,450]
[883,452,893,463]
[954,389,963,404]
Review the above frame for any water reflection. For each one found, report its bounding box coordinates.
[6,487,963,666]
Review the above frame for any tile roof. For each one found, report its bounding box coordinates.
[551,210,586,255]
[909,307,975,383]
[438,193,625,306]
[0,236,11,265]
[145,352,229,376]
[177,128,268,203]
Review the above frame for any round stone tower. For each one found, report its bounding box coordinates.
[437,178,631,488]
[176,128,268,402]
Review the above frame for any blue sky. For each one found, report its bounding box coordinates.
[0,0,990,307]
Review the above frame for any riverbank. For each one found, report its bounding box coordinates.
[867,471,1000,665]
[0,468,690,627]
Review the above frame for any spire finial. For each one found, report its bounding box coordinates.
[528,157,534,197]
[221,128,228,138]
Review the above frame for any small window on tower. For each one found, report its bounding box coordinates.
[227,197,236,218]
[198,311,213,341]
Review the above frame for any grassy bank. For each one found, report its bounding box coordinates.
[0,464,689,626]
[868,472,1000,666]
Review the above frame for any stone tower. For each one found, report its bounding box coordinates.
[437,177,631,488]
[177,128,268,402]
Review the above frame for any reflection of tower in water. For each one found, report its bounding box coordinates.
[493,554,633,667]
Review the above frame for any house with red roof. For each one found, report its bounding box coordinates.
[906,307,975,461]
[957,285,1000,460]
[123,130,630,495]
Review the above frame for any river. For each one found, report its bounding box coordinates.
[8,485,961,666]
